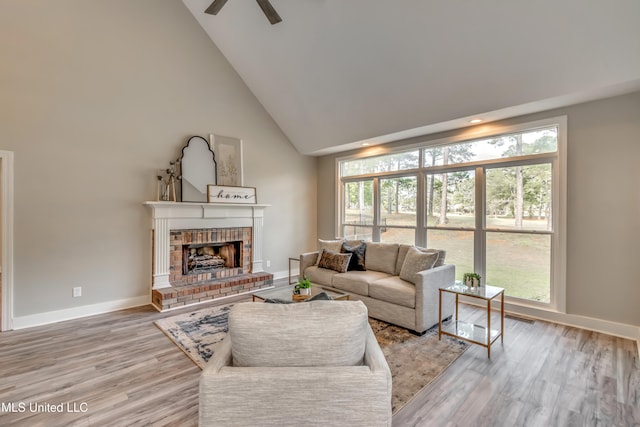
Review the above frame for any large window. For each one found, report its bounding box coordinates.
[343,179,374,241]
[338,118,566,311]
[380,176,417,245]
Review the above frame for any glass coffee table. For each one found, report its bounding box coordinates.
[253,284,350,302]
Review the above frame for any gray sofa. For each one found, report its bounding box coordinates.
[199,300,392,427]
[300,241,455,334]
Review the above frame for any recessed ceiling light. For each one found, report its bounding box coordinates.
[469,118,483,124]
[361,143,370,146]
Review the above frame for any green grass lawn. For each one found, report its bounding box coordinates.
[377,212,551,302]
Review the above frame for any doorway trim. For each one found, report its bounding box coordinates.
[1,151,14,331]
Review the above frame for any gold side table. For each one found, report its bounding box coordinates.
[438,282,504,358]
[288,257,300,285]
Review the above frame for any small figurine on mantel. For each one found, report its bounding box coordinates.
[157,159,181,202]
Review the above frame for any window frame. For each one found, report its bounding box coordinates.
[336,116,567,313]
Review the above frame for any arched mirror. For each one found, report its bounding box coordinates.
[180,136,217,202]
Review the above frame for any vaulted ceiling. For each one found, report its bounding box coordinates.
[183,0,640,155]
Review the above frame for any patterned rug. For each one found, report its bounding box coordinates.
[154,302,468,414]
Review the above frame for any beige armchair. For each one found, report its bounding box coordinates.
[199,300,392,427]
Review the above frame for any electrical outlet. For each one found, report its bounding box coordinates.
[72,287,82,298]
[266,260,271,268]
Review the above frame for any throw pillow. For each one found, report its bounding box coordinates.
[318,249,352,273]
[344,239,365,248]
[264,298,294,304]
[395,244,413,275]
[341,242,366,271]
[399,247,439,285]
[307,291,333,301]
[264,291,333,304]
[417,248,442,268]
[316,239,344,265]
[396,246,446,274]
[432,249,446,267]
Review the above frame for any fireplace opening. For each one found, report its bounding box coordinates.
[182,241,242,275]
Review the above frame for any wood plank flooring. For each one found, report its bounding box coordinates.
[0,294,638,426]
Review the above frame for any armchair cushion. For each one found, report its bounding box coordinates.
[229,301,368,368]
[200,319,392,427]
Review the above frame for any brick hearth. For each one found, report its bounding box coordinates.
[152,272,273,310]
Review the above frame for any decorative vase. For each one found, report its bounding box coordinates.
[299,287,310,296]
[465,278,479,288]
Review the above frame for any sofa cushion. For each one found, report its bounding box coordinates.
[229,301,368,367]
[318,249,352,273]
[332,270,392,296]
[304,265,339,286]
[341,242,367,271]
[396,245,446,275]
[399,247,439,285]
[369,276,416,309]
[365,243,399,275]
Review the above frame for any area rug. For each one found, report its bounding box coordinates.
[154,302,468,414]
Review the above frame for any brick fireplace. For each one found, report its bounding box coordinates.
[170,227,251,284]
[144,202,273,310]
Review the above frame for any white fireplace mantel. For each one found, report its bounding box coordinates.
[144,201,270,289]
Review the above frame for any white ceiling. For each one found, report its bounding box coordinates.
[182,0,640,156]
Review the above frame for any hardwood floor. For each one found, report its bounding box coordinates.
[0,295,638,426]
[395,309,640,427]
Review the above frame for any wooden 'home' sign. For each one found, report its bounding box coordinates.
[207,185,257,204]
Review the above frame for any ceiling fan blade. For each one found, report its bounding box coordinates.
[204,0,229,15]
[256,0,282,24]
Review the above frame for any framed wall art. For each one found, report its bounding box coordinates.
[210,134,244,186]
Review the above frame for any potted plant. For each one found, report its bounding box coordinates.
[295,277,312,295]
[463,272,481,288]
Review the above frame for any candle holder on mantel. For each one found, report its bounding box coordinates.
[156,161,179,202]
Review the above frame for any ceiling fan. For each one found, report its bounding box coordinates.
[205,0,283,25]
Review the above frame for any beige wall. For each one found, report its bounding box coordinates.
[317,91,640,327]
[0,0,317,318]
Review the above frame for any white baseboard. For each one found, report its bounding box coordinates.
[463,298,640,347]
[11,295,150,330]
[268,268,298,282]
[10,269,296,330]
[507,303,640,342]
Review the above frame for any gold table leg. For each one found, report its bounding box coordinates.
[501,291,504,343]
[438,289,442,340]
[487,298,491,358]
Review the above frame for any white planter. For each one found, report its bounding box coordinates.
[465,278,479,288]
[299,288,311,295]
